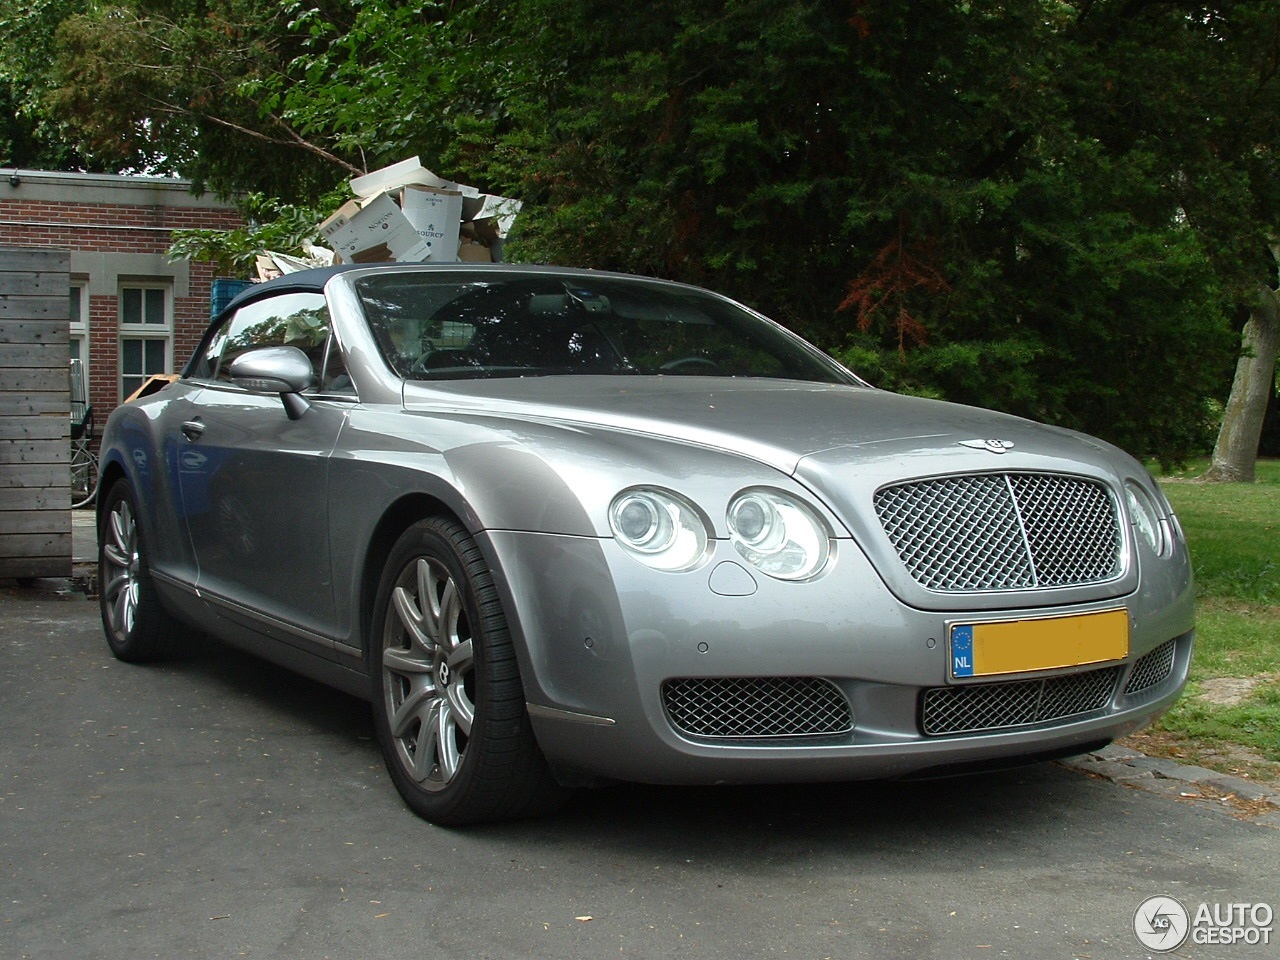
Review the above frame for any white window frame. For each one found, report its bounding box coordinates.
[69,280,89,388]
[118,282,173,401]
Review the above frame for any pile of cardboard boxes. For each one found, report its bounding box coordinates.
[318,157,520,265]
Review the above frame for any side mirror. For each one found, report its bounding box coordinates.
[227,346,316,420]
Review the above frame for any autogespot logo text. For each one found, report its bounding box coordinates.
[1134,896,1274,951]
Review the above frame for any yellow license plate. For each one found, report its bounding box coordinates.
[950,609,1129,679]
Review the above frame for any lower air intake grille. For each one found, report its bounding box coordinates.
[1124,638,1177,695]
[921,666,1122,736]
[663,677,854,739]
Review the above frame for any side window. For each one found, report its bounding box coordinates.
[191,292,352,393]
[214,293,328,380]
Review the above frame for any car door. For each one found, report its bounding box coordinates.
[178,291,352,655]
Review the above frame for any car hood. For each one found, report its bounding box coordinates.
[405,376,1120,478]
[406,376,1144,612]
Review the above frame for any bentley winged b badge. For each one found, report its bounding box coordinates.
[958,438,1016,454]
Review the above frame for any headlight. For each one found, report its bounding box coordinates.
[727,489,830,580]
[1125,481,1167,557]
[609,488,709,571]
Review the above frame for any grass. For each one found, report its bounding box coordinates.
[1126,458,1280,785]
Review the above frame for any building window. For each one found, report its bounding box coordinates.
[119,283,172,400]
[69,281,88,376]
[121,286,167,326]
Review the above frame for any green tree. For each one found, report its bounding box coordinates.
[8,0,355,196]
[23,0,1280,468]
[0,79,86,169]
[1056,0,1280,481]
[489,0,1244,464]
[0,0,93,169]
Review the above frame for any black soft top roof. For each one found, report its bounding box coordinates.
[216,264,362,317]
[214,261,593,320]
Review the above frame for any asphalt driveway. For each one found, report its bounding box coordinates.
[2,583,1277,960]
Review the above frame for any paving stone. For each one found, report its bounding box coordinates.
[1091,743,1146,762]
[1199,777,1280,804]
[1076,758,1155,782]
[1154,763,1229,784]
[1143,757,1205,779]
[1133,777,1214,801]
[1060,748,1280,822]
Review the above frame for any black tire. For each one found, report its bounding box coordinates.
[98,478,180,662]
[370,517,568,825]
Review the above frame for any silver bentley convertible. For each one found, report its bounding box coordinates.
[96,263,1194,824]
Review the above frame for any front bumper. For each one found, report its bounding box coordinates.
[482,530,1194,786]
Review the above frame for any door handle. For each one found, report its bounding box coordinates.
[181,419,205,441]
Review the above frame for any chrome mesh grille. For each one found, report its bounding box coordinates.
[663,677,854,739]
[874,473,1122,592]
[1124,638,1177,695]
[921,666,1122,735]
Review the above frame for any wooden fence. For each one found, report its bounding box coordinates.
[0,248,71,578]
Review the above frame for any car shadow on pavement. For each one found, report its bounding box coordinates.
[162,633,1122,860]
[152,633,375,742]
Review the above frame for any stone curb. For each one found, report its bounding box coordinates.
[1060,743,1280,826]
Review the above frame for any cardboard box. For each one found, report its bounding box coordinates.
[458,238,493,263]
[351,157,448,198]
[399,185,464,262]
[322,157,522,264]
[351,157,484,204]
[351,157,521,234]
[468,194,523,235]
[318,192,431,263]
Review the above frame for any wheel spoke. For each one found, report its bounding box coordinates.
[110,503,133,555]
[102,542,130,569]
[412,700,445,782]
[434,700,462,781]
[417,559,437,631]
[382,646,432,676]
[444,639,475,736]
[446,638,474,675]
[114,587,134,636]
[101,569,129,606]
[437,577,462,647]
[390,681,437,739]
[445,683,474,738]
[391,584,431,652]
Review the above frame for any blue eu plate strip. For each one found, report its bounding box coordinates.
[951,624,975,678]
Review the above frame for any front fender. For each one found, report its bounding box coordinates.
[97,394,199,589]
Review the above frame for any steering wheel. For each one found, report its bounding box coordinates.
[659,356,721,374]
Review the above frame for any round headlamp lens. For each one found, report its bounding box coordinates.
[615,495,665,547]
[729,495,772,545]
[609,489,708,571]
[727,489,830,580]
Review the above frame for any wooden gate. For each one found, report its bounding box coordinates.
[0,248,71,579]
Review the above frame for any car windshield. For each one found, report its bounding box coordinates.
[354,272,855,384]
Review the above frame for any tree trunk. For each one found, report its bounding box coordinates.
[1202,284,1280,483]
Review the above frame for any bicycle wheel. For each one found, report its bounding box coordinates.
[71,446,99,508]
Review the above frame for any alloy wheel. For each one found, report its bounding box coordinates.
[381,556,477,791]
[101,496,140,639]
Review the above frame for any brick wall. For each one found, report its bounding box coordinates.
[0,172,245,432]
